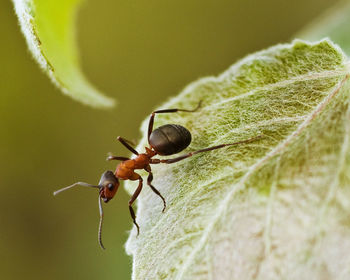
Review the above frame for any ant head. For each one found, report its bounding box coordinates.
[98,171,120,203]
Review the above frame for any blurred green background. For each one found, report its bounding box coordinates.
[0,0,339,279]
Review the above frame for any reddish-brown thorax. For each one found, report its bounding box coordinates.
[115,147,156,180]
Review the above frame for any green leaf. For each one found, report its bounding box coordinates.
[12,0,115,108]
[125,40,350,279]
[297,0,350,57]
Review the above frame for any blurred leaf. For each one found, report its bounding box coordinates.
[297,0,350,56]
[125,40,350,279]
[12,0,115,108]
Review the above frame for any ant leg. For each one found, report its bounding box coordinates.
[147,101,202,143]
[144,166,166,212]
[122,138,136,146]
[106,156,129,161]
[160,135,264,164]
[117,136,139,155]
[128,176,143,235]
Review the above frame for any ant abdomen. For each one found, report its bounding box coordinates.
[149,124,191,155]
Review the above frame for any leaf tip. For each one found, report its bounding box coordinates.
[12,0,116,109]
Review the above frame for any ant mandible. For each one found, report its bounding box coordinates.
[54,101,262,249]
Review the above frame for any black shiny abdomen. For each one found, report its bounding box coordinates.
[149,124,192,155]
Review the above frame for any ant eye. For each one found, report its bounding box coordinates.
[107,183,114,191]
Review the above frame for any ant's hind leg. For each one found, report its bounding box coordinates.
[128,176,143,235]
[160,135,264,164]
[144,166,166,212]
[147,101,202,143]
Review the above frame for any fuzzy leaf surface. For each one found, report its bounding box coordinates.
[13,0,115,108]
[125,40,350,280]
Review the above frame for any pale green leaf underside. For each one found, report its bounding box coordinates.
[297,0,350,57]
[125,40,350,279]
[12,0,115,108]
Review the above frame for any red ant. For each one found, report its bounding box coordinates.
[54,101,262,249]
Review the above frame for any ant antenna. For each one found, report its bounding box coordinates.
[54,182,106,249]
[53,182,99,196]
[98,193,105,250]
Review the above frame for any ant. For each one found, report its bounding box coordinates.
[54,101,263,249]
